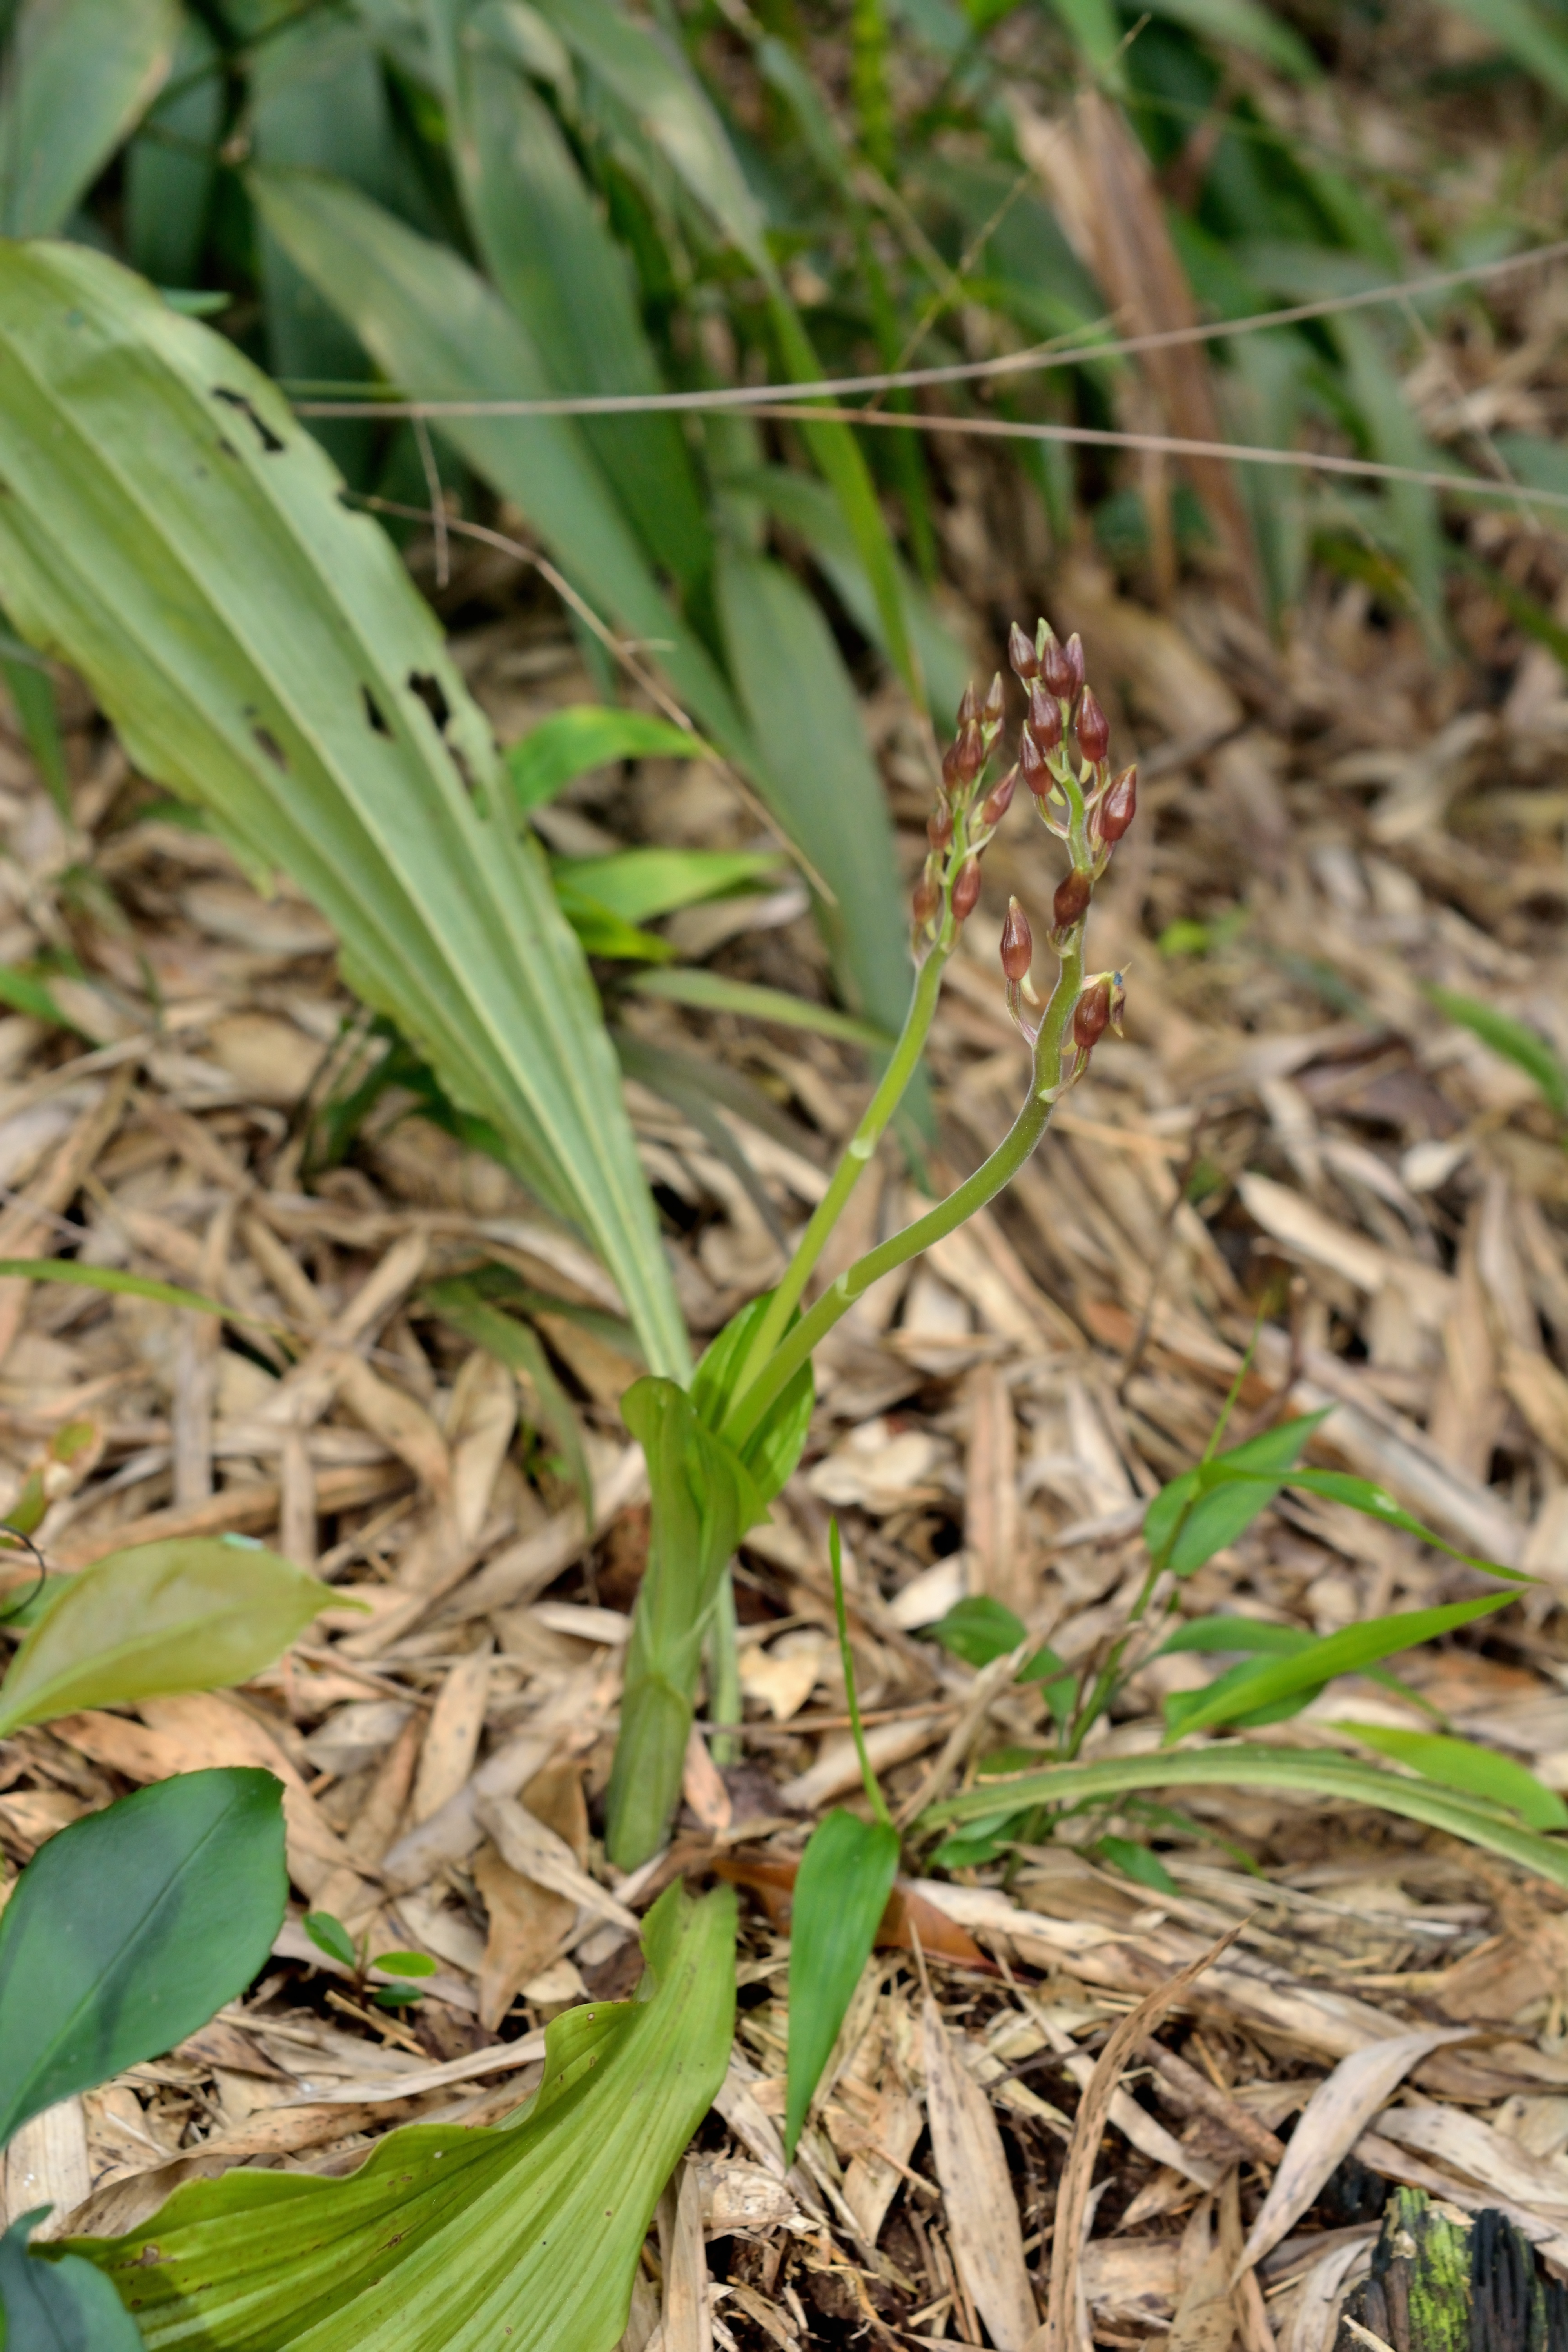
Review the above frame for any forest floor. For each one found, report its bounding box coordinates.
[2,456,1568,2352]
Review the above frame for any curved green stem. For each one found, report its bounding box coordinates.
[734,936,951,1390]
[724,928,1085,1450]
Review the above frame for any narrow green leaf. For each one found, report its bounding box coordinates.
[607,1383,763,1867]
[1093,1835,1178,1895]
[716,551,911,1040]
[0,2213,143,2352]
[1163,1594,1513,1741]
[689,1293,815,1503]
[506,708,710,815]
[66,1883,737,2352]
[0,1769,287,2147]
[1426,984,1568,1121]
[1280,1468,1530,1581]
[1337,1722,1568,1831]
[125,10,222,287]
[0,1538,333,1738]
[1140,0,1316,76]
[627,968,893,1049]
[0,970,78,1029]
[1158,1616,1316,1657]
[0,240,689,1381]
[550,879,673,964]
[0,0,178,237]
[929,1595,1026,1668]
[921,1746,1568,1895]
[1439,0,1568,100]
[784,1811,900,2161]
[0,1259,245,1321]
[422,1282,591,1514]
[556,849,783,926]
[303,1911,358,1970]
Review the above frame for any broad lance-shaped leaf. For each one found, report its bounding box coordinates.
[606,1379,765,1869]
[785,1811,900,2161]
[64,1884,737,2352]
[0,1770,287,2147]
[0,1537,333,1737]
[0,2214,143,2352]
[0,242,687,1380]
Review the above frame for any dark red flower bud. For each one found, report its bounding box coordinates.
[928,804,954,851]
[1065,633,1085,695]
[951,856,981,921]
[1096,764,1137,844]
[1053,867,1092,930]
[1076,688,1109,766]
[912,871,940,925]
[1000,897,1033,982]
[957,682,980,727]
[1027,680,1063,749]
[982,672,1005,725]
[1073,978,1111,1053]
[954,719,985,786]
[1019,725,1051,797]
[1040,634,1074,699]
[1008,621,1039,681]
[981,765,1017,827]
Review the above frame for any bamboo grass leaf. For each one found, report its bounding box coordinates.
[0,1538,336,1737]
[1336,1722,1568,1831]
[1162,1595,1512,1739]
[63,1884,737,2352]
[0,1771,287,2147]
[0,240,688,1380]
[0,0,178,238]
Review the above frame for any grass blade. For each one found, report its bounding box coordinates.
[627,968,892,1048]
[1163,1594,1512,1739]
[1336,1722,1568,1831]
[1426,983,1568,1120]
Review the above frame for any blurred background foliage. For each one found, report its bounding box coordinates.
[2,0,1565,1046]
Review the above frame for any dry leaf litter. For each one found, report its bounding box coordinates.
[3,376,1568,2352]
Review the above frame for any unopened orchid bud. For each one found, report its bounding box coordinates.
[1040,634,1075,699]
[982,672,1005,726]
[951,856,981,921]
[1076,688,1109,766]
[1096,764,1137,844]
[981,765,1017,827]
[912,871,940,926]
[1000,897,1033,983]
[1065,633,1085,695]
[1053,867,1091,930]
[1008,621,1039,680]
[1073,978,1111,1053]
[1019,725,1051,797]
[958,682,980,727]
[928,805,954,851]
[954,719,985,786]
[1027,680,1063,750]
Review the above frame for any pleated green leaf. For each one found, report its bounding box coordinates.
[65,1883,737,2352]
[0,240,687,1379]
[0,0,178,237]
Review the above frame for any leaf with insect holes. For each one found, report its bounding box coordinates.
[785,1811,900,2162]
[1143,1412,1328,1579]
[0,1538,336,1738]
[0,2211,143,2352]
[0,239,689,1383]
[1163,1594,1513,1740]
[303,1912,358,1970]
[1337,1722,1568,1830]
[0,1771,286,2148]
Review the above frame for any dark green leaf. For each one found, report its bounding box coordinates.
[929,1596,1026,1668]
[1337,1722,1568,1830]
[0,2212,143,2352]
[1016,1647,1076,1728]
[1163,1594,1513,1741]
[372,1986,424,2009]
[689,1294,815,1503]
[785,1811,900,2161]
[303,1911,358,1969]
[506,708,709,816]
[1093,1836,1178,1895]
[0,1770,287,2147]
